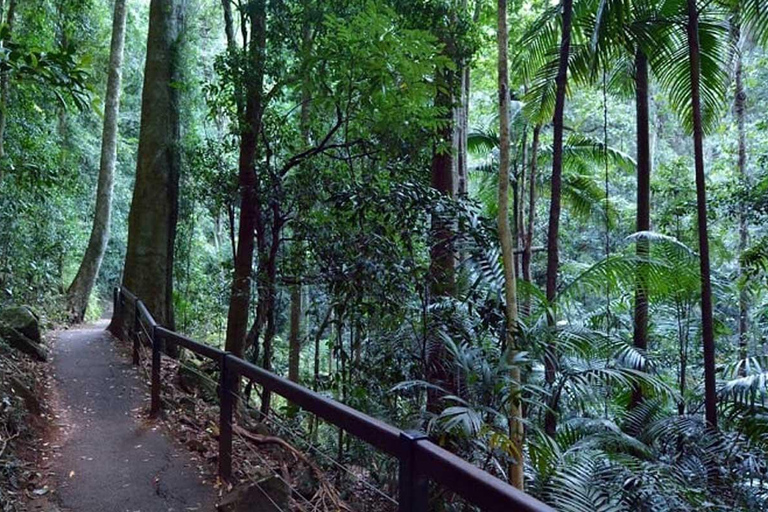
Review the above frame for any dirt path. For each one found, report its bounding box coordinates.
[49,320,217,511]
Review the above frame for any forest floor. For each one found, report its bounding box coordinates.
[45,320,217,511]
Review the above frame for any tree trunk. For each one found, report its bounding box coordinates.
[67,0,127,322]
[522,125,540,316]
[288,0,312,386]
[0,0,17,171]
[121,0,185,332]
[224,0,267,359]
[288,286,302,383]
[497,0,523,491]
[544,0,573,438]
[734,30,748,374]
[631,50,650,408]
[686,0,717,429]
[456,0,482,199]
[259,203,281,415]
[426,38,457,412]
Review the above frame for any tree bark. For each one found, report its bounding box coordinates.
[121,0,185,332]
[426,32,457,412]
[288,2,312,386]
[67,0,128,322]
[522,124,540,316]
[0,0,17,168]
[224,0,267,359]
[734,29,748,374]
[631,50,650,408]
[544,0,573,438]
[686,0,717,429]
[288,285,302,384]
[497,0,524,490]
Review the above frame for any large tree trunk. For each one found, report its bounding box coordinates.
[497,0,523,490]
[686,0,717,429]
[734,30,748,374]
[426,38,457,412]
[224,0,267,359]
[0,0,17,171]
[631,50,650,408]
[121,0,184,331]
[544,0,573,438]
[67,0,128,322]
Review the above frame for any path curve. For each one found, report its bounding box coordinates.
[50,320,217,511]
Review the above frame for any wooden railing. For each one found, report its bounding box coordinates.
[112,286,555,512]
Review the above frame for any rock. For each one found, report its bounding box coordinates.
[177,363,217,402]
[0,325,47,362]
[243,416,271,436]
[293,464,318,500]
[9,375,41,415]
[216,477,289,512]
[0,306,41,344]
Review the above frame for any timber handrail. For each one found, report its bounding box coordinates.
[111,286,555,512]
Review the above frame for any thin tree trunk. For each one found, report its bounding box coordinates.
[544,0,573,438]
[259,203,281,415]
[631,50,650,408]
[288,286,302,383]
[456,0,482,199]
[522,125,540,316]
[516,131,527,279]
[224,0,267,358]
[0,0,17,172]
[67,0,127,322]
[121,0,184,333]
[498,0,523,490]
[288,0,312,386]
[734,31,748,374]
[686,0,717,429]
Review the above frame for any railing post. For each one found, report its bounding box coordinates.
[132,300,140,366]
[218,352,234,482]
[150,325,161,418]
[112,287,119,323]
[398,431,429,512]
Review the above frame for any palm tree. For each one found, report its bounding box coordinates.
[545,0,575,438]
[685,0,719,429]
[497,0,524,489]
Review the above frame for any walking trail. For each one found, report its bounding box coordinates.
[49,320,217,511]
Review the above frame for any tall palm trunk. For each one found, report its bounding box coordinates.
[734,31,748,373]
[224,0,267,358]
[67,0,127,322]
[631,50,650,407]
[686,0,717,429]
[544,0,574,438]
[497,0,524,490]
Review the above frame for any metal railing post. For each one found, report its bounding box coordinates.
[218,352,234,482]
[132,300,140,366]
[398,431,429,512]
[150,325,161,418]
